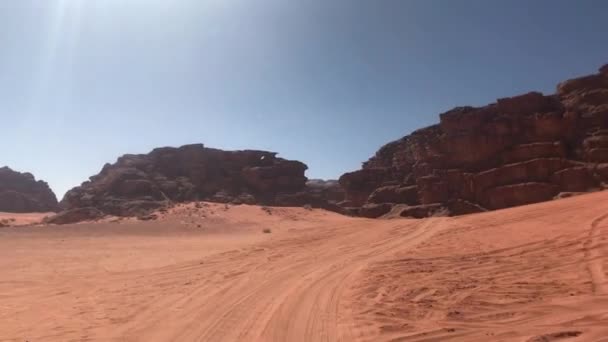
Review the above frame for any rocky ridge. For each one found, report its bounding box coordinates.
[57,144,342,222]
[0,167,59,213]
[340,63,608,218]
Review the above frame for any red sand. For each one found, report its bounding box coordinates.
[0,212,51,227]
[1,195,607,341]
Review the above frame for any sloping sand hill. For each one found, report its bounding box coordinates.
[1,194,607,341]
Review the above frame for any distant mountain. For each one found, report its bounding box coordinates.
[0,167,58,213]
[56,144,342,223]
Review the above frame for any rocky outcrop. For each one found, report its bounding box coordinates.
[305,179,345,202]
[0,167,58,213]
[44,207,105,225]
[398,204,447,219]
[59,144,339,219]
[340,64,608,218]
[359,203,393,218]
[273,179,345,212]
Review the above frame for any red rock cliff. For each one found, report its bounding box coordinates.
[340,64,608,218]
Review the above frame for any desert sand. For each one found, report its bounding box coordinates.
[1,194,607,341]
[0,212,52,227]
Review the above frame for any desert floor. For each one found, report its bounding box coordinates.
[1,193,608,342]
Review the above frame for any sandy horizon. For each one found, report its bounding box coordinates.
[1,195,607,341]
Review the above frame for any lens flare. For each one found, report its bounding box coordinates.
[28,0,83,120]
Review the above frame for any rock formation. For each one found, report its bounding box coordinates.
[272,179,345,212]
[340,63,608,218]
[44,207,106,225]
[0,167,59,213]
[59,144,340,220]
[303,179,345,203]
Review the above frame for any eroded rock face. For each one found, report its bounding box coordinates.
[272,179,346,212]
[44,207,105,225]
[60,144,337,218]
[305,179,345,203]
[0,167,58,213]
[340,64,608,217]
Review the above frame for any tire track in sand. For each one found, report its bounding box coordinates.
[585,213,608,295]
[133,218,448,341]
[261,218,447,342]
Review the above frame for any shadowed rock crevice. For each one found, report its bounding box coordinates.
[340,63,608,218]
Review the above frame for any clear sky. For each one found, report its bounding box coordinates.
[1,0,607,198]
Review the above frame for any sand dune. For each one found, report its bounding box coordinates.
[1,195,608,341]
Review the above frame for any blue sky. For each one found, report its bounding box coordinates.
[1,0,607,198]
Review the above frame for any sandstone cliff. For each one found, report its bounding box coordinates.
[0,167,59,213]
[59,144,339,220]
[340,63,608,218]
